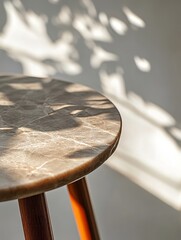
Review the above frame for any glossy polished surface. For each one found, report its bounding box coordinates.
[0,75,121,201]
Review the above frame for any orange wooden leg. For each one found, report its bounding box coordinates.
[67,177,100,240]
[18,193,54,240]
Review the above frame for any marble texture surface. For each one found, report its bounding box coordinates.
[0,75,121,201]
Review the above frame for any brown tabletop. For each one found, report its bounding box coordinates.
[0,75,121,201]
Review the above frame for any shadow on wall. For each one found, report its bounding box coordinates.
[0,0,181,208]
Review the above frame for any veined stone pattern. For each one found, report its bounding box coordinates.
[0,75,121,201]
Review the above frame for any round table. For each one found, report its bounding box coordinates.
[0,75,122,240]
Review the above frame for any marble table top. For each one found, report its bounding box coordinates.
[0,75,121,201]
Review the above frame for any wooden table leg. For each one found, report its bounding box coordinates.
[18,193,54,240]
[67,177,100,240]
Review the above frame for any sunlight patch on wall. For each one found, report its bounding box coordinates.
[0,1,82,76]
[123,6,146,28]
[134,56,151,72]
[0,1,150,78]
[13,0,23,8]
[100,68,181,209]
[89,43,118,68]
[57,62,82,75]
[110,17,128,35]
[48,0,60,4]
[81,0,97,17]
[100,68,126,99]
[128,92,175,126]
[73,14,112,42]
[98,12,109,26]
[170,128,181,141]
[56,6,72,25]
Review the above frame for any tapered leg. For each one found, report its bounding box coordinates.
[67,177,100,240]
[18,193,54,240]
